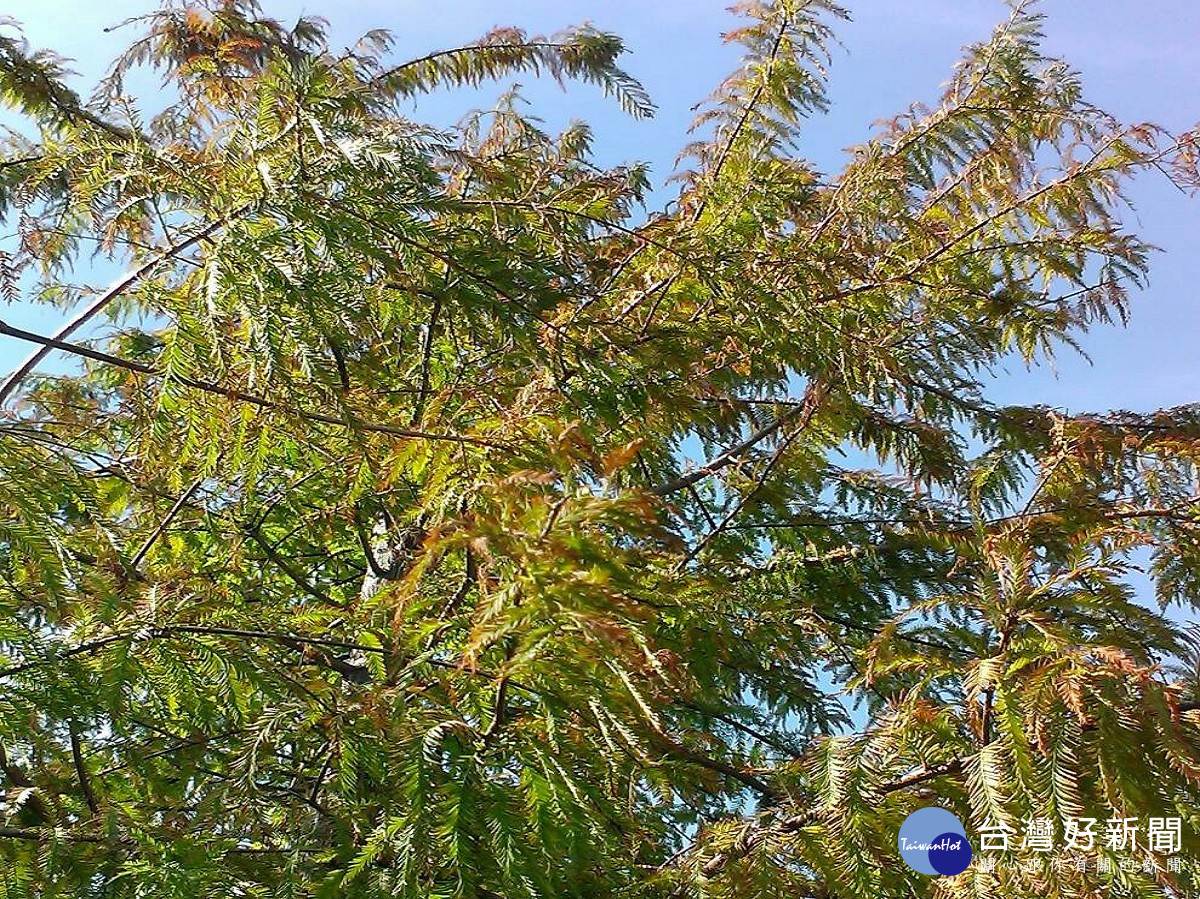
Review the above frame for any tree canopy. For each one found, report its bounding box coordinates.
[1,1,1199,896]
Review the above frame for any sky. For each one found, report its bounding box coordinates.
[1,0,1197,414]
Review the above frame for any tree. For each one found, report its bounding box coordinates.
[1,0,1198,895]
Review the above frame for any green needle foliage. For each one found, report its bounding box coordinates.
[1,1,1199,896]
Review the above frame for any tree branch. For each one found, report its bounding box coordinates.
[652,380,827,497]
[691,757,965,877]
[0,319,504,447]
[0,210,246,407]
[68,722,100,816]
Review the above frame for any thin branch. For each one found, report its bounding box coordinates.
[664,381,827,564]
[691,757,966,877]
[371,39,587,87]
[0,634,128,679]
[308,750,335,808]
[68,722,100,816]
[411,288,444,427]
[651,384,821,497]
[0,626,384,681]
[675,700,802,759]
[0,826,115,844]
[675,424,796,571]
[0,319,505,448]
[692,11,792,224]
[243,522,340,607]
[129,474,206,571]
[0,824,330,855]
[0,209,246,407]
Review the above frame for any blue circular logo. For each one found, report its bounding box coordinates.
[898,808,971,876]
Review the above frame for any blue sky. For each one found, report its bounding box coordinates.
[2,0,1197,413]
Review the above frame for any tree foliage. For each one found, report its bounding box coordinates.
[1,1,1199,896]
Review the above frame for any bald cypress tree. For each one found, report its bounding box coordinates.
[1,2,1199,896]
